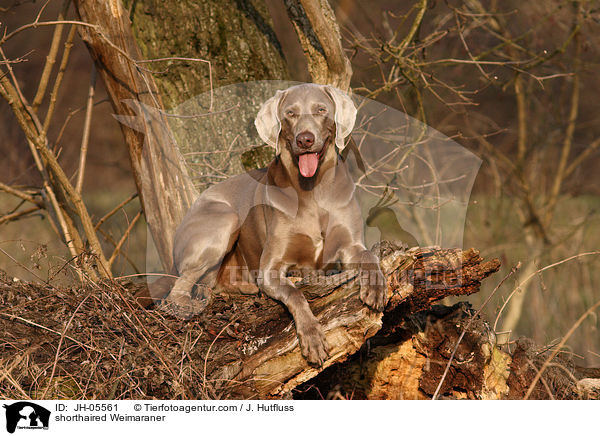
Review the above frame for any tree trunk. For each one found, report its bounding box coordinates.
[123,0,290,108]
[73,0,197,270]
[73,0,291,270]
[284,0,352,89]
[123,0,293,194]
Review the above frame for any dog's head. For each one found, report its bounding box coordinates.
[255,84,357,180]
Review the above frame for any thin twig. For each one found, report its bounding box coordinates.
[54,98,109,147]
[564,137,600,179]
[0,182,42,206]
[108,210,142,266]
[42,24,77,134]
[0,355,31,399]
[525,357,555,400]
[0,47,31,118]
[76,64,96,193]
[96,227,140,274]
[0,206,41,225]
[0,20,97,45]
[395,0,428,59]
[454,11,492,82]
[0,312,101,352]
[94,193,138,230]
[41,293,92,399]
[203,318,237,398]
[32,0,71,112]
[494,252,600,332]
[110,286,182,389]
[33,0,53,24]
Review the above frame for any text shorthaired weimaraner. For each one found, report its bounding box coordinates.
[166,83,388,365]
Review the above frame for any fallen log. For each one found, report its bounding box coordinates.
[295,303,600,400]
[136,243,501,398]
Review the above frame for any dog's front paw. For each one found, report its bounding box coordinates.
[359,268,388,312]
[297,321,329,366]
[163,285,211,319]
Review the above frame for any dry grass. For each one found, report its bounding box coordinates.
[0,270,229,400]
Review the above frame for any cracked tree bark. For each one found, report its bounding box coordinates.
[284,0,352,89]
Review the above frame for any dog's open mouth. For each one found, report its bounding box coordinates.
[297,147,325,178]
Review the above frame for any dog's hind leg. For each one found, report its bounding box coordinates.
[166,200,240,318]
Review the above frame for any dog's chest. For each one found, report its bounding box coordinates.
[284,207,327,268]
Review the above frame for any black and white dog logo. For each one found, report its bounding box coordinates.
[3,402,50,433]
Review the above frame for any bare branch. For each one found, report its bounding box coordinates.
[395,0,427,59]
[96,227,140,274]
[0,206,41,225]
[514,74,527,164]
[76,64,96,193]
[564,137,600,179]
[107,210,142,267]
[94,193,138,231]
[31,0,71,112]
[0,20,97,45]
[494,251,600,333]
[42,24,77,134]
[0,64,110,278]
[544,15,582,224]
[0,182,42,207]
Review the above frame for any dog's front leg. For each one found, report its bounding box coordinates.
[351,247,388,312]
[258,260,329,366]
[326,227,388,312]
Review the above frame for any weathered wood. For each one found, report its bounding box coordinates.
[297,303,600,400]
[214,270,382,398]
[284,0,352,89]
[147,244,501,398]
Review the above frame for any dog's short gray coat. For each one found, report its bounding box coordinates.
[166,83,387,365]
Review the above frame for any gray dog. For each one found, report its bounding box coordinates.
[166,83,387,365]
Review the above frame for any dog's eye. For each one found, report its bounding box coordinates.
[317,107,327,114]
[286,110,296,117]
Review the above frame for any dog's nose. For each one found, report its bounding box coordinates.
[296,131,315,149]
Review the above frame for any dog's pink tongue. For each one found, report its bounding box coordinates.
[298,153,319,178]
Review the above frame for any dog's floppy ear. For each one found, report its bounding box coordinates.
[255,89,286,153]
[325,85,357,151]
